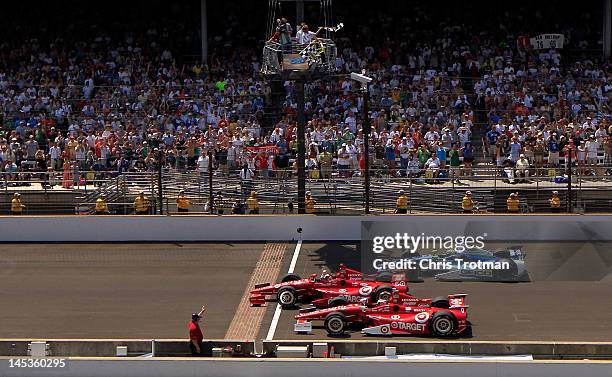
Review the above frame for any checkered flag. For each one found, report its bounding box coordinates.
[300,41,324,66]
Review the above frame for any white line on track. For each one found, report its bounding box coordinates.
[266,240,302,341]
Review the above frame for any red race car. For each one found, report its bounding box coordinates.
[305,287,452,309]
[250,267,409,309]
[295,294,470,337]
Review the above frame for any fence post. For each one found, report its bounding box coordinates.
[493,167,498,213]
[409,177,413,214]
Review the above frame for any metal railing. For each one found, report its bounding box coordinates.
[0,165,611,215]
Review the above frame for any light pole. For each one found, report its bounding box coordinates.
[157,148,164,215]
[208,128,215,213]
[296,81,306,214]
[351,71,373,214]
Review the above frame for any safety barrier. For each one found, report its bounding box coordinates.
[0,215,611,242]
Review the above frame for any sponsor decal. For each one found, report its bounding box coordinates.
[390,314,401,320]
[274,284,280,288]
[359,286,373,295]
[334,295,364,303]
[380,325,390,334]
[414,312,430,323]
[449,298,463,306]
[390,322,426,331]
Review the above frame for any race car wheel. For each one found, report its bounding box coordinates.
[328,297,349,307]
[372,285,393,302]
[430,312,456,337]
[281,273,301,283]
[324,312,347,336]
[431,297,450,308]
[277,287,297,308]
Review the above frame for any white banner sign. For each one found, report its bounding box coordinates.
[530,34,564,49]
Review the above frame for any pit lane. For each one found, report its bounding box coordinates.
[271,242,612,341]
[0,243,277,339]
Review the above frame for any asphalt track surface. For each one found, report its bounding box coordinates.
[0,243,267,339]
[1,242,611,341]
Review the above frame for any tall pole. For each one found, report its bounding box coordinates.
[362,85,371,214]
[605,0,612,59]
[208,143,214,213]
[567,145,572,213]
[295,81,306,214]
[157,150,164,215]
[200,0,208,63]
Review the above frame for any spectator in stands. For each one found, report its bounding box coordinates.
[424,154,441,180]
[515,154,531,183]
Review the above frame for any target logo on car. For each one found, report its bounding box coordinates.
[414,312,430,323]
[381,325,391,333]
[359,286,373,295]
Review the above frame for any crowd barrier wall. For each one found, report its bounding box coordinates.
[0,215,611,242]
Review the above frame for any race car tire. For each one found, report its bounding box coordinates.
[277,286,298,308]
[328,297,349,307]
[372,285,393,302]
[493,259,518,281]
[431,296,450,308]
[324,312,347,336]
[430,312,457,337]
[281,273,301,283]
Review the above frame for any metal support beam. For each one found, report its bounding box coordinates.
[201,0,208,63]
[362,86,371,215]
[605,0,611,59]
[295,81,306,214]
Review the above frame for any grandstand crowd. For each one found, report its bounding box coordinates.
[0,1,610,186]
